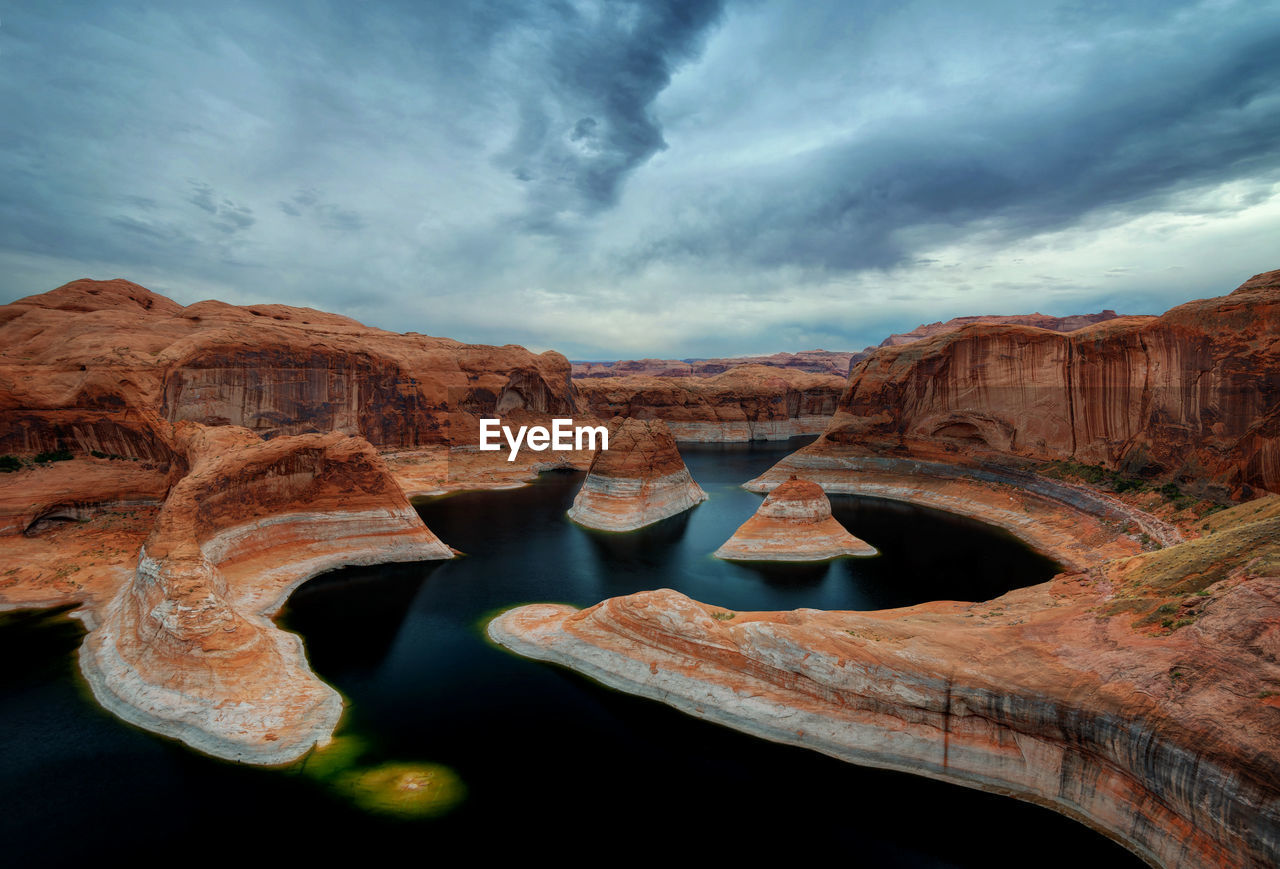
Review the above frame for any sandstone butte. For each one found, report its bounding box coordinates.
[0,278,606,762]
[574,364,847,442]
[493,270,1280,868]
[566,417,707,531]
[714,476,877,561]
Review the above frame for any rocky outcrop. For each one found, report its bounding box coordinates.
[75,423,452,764]
[572,349,859,378]
[746,451,1176,572]
[574,365,845,442]
[821,270,1280,496]
[492,495,1280,868]
[567,418,707,531]
[874,310,1125,349]
[0,278,577,456]
[714,476,877,561]
[570,316,1122,381]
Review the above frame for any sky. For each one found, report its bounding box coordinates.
[2,0,1278,359]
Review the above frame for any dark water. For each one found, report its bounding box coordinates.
[0,438,1141,867]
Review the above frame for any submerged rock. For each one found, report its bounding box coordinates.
[715,476,876,561]
[567,418,707,531]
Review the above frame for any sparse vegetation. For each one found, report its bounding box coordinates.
[34,449,73,463]
[711,611,736,621]
[1100,495,1280,631]
[0,455,20,472]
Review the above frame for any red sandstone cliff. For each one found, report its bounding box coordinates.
[820,270,1280,496]
[875,310,1125,348]
[572,349,858,378]
[0,278,577,459]
[574,365,846,441]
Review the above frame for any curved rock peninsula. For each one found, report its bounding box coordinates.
[567,418,707,531]
[77,423,452,763]
[714,476,877,561]
[491,495,1280,868]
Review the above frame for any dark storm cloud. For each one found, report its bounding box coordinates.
[0,0,1278,358]
[495,0,726,225]
[639,4,1280,273]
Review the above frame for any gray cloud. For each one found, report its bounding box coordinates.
[0,0,1278,358]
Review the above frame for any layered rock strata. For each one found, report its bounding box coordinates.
[823,270,1280,496]
[714,476,877,561]
[0,278,577,455]
[5,422,453,764]
[492,495,1280,868]
[747,452,1173,572]
[574,365,845,442]
[566,418,707,531]
[572,349,859,378]
[873,310,1125,349]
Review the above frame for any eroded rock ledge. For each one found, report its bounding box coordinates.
[32,423,452,764]
[746,450,1174,572]
[492,496,1280,868]
[567,418,707,531]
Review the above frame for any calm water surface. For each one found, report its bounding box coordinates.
[0,438,1140,866]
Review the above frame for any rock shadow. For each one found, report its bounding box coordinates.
[726,560,833,589]
[279,561,445,675]
[578,509,693,567]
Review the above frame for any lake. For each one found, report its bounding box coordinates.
[0,437,1140,866]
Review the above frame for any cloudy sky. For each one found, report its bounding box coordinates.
[2,0,1278,358]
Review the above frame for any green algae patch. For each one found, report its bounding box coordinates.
[301,734,465,819]
[332,762,466,819]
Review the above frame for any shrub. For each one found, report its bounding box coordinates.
[34,449,73,463]
[0,455,20,472]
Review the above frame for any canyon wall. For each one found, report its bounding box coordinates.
[573,349,858,378]
[574,365,846,442]
[822,270,1280,495]
[0,279,577,457]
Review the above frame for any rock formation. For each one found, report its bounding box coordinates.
[873,310,1125,349]
[566,418,707,531]
[574,365,845,442]
[808,270,1280,497]
[572,349,859,378]
[492,494,1280,868]
[0,278,577,458]
[570,315,1122,381]
[714,476,877,561]
[76,423,452,763]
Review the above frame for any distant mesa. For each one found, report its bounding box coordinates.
[569,311,1126,382]
[715,476,876,561]
[566,417,707,531]
[571,349,857,379]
